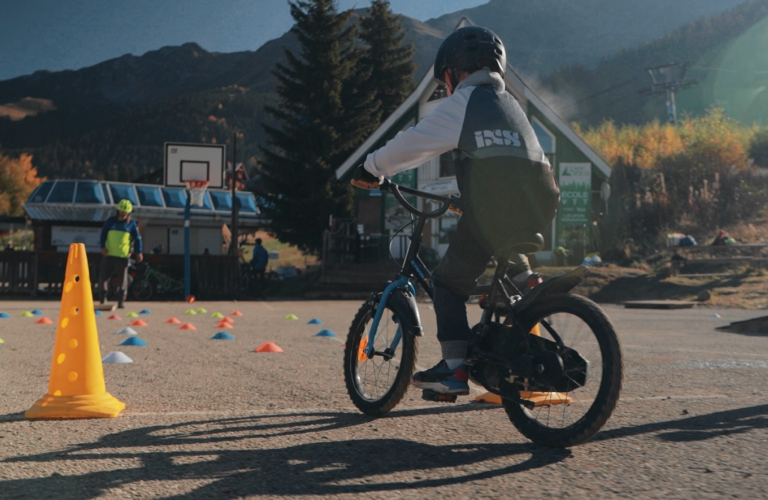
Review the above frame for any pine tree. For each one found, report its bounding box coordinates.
[260,0,377,253]
[359,0,416,119]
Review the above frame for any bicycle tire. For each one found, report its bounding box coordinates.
[344,301,417,417]
[503,294,623,448]
[131,279,154,301]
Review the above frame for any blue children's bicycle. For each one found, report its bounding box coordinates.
[343,178,623,447]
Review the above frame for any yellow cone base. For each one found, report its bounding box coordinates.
[25,392,125,419]
[475,391,572,407]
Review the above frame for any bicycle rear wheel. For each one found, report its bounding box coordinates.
[344,301,417,417]
[503,294,623,447]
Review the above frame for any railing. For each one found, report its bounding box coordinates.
[0,251,240,299]
[0,251,38,295]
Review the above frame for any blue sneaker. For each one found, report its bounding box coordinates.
[412,360,470,395]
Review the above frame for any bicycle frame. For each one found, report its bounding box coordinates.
[363,180,452,358]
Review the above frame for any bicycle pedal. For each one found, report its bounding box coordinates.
[421,389,458,403]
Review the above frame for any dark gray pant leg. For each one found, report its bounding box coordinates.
[431,216,492,360]
[96,257,109,302]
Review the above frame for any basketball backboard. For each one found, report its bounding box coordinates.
[164,142,225,188]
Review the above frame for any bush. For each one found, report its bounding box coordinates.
[749,129,768,168]
[590,109,768,261]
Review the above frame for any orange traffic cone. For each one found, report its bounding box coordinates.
[474,323,572,407]
[26,243,125,419]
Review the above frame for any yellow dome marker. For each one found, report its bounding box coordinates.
[25,243,125,419]
[475,323,572,407]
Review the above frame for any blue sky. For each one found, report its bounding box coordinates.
[0,0,487,81]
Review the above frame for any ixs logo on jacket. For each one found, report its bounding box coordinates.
[474,130,522,148]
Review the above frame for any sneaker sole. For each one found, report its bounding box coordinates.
[411,380,469,396]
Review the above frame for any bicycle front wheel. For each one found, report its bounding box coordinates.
[131,279,153,301]
[344,301,417,417]
[503,293,623,447]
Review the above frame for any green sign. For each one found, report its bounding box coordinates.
[558,163,591,226]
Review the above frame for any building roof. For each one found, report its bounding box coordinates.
[23,179,263,223]
[336,17,611,180]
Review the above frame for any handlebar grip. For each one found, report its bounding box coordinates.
[353,164,380,184]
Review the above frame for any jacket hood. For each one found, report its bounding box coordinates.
[456,68,505,92]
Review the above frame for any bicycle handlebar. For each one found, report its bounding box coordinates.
[379,178,458,219]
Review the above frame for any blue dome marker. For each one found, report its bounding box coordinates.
[315,329,337,337]
[31,309,43,316]
[211,332,235,340]
[0,313,9,319]
[94,310,103,316]
[120,336,148,346]
[307,318,323,325]
[139,309,151,315]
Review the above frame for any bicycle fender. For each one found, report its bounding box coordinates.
[513,266,589,313]
[388,288,424,337]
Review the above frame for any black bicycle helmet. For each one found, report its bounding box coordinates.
[433,26,506,88]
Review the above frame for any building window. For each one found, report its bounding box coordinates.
[439,152,455,178]
[532,117,556,165]
[438,216,458,244]
[427,86,448,102]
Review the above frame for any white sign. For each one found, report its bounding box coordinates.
[420,179,459,195]
[51,226,101,252]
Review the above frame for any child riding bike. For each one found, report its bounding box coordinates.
[352,26,560,397]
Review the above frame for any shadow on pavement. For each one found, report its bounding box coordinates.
[598,403,768,443]
[0,405,569,499]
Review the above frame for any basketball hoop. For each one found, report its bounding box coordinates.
[184,180,209,207]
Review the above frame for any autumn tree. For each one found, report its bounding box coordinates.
[0,152,43,215]
[260,0,378,252]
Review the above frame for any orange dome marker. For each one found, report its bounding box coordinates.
[107,314,121,320]
[255,342,283,353]
[230,311,243,317]
[216,322,232,329]
[26,243,125,419]
[220,316,234,324]
[35,317,54,325]
[129,319,148,327]
[186,295,195,303]
[178,323,197,330]
[164,317,181,324]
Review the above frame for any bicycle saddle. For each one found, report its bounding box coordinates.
[505,233,544,255]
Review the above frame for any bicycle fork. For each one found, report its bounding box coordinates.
[364,276,417,360]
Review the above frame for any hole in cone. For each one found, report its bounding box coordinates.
[255,342,283,353]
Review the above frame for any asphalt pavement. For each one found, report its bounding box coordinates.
[1,299,767,499]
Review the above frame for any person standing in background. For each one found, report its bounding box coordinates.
[97,199,143,308]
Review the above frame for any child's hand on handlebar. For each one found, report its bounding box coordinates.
[351,164,382,190]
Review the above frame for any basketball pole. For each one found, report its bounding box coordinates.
[184,188,191,299]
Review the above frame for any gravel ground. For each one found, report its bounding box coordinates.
[1,299,768,499]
